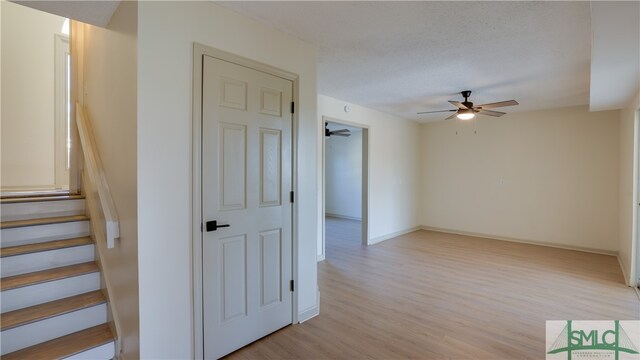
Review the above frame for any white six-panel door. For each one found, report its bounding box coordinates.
[201,55,293,359]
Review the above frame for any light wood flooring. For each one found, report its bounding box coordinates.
[227,217,640,359]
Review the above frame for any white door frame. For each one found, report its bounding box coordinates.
[633,107,640,288]
[320,116,370,260]
[54,33,70,189]
[192,43,300,359]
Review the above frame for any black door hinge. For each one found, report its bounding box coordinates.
[291,102,295,114]
[290,191,294,203]
[290,280,295,292]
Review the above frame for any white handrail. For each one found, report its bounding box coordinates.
[76,103,120,248]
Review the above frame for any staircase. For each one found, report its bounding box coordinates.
[0,194,116,359]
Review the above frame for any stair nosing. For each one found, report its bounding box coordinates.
[0,192,80,203]
[1,290,107,331]
[1,262,100,292]
[0,237,94,258]
[0,195,85,204]
[1,324,114,360]
[0,215,90,229]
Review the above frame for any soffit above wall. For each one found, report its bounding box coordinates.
[11,0,120,27]
[589,1,640,111]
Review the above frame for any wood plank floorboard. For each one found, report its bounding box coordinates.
[226,217,639,359]
[0,215,89,229]
[1,262,99,291]
[0,237,93,258]
[1,290,106,330]
[2,324,114,360]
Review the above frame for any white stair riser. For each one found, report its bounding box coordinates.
[1,273,101,313]
[0,221,90,248]
[1,200,85,221]
[63,341,115,359]
[0,303,107,355]
[1,245,95,277]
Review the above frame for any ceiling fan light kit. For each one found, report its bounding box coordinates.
[456,108,475,120]
[418,90,519,121]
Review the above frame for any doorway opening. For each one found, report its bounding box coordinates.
[321,117,369,260]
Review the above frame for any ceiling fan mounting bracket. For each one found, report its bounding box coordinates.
[461,90,472,100]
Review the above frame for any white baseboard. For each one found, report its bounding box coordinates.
[317,253,325,262]
[420,226,619,257]
[325,213,362,221]
[297,290,320,323]
[618,255,631,287]
[368,226,422,245]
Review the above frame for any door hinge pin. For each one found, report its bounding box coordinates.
[290,191,294,203]
[290,280,295,292]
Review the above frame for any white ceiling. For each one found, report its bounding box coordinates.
[218,1,601,122]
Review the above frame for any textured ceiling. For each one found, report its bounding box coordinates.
[218,1,592,122]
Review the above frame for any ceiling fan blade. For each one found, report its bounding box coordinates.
[475,100,518,110]
[331,129,351,133]
[417,110,456,114]
[331,132,351,137]
[448,101,468,110]
[478,109,506,117]
[444,113,458,120]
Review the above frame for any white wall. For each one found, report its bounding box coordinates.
[618,92,640,286]
[137,2,318,358]
[81,1,139,357]
[325,129,362,220]
[421,106,620,253]
[319,95,421,249]
[1,2,65,189]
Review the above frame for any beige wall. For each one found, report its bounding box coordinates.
[618,92,639,286]
[420,106,620,253]
[81,2,138,358]
[1,1,65,189]
[137,2,317,358]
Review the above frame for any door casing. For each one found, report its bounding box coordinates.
[192,42,300,359]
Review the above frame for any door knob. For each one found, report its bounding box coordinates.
[206,220,230,232]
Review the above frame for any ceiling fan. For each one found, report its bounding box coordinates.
[325,122,351,137]
[418,90,519,121]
